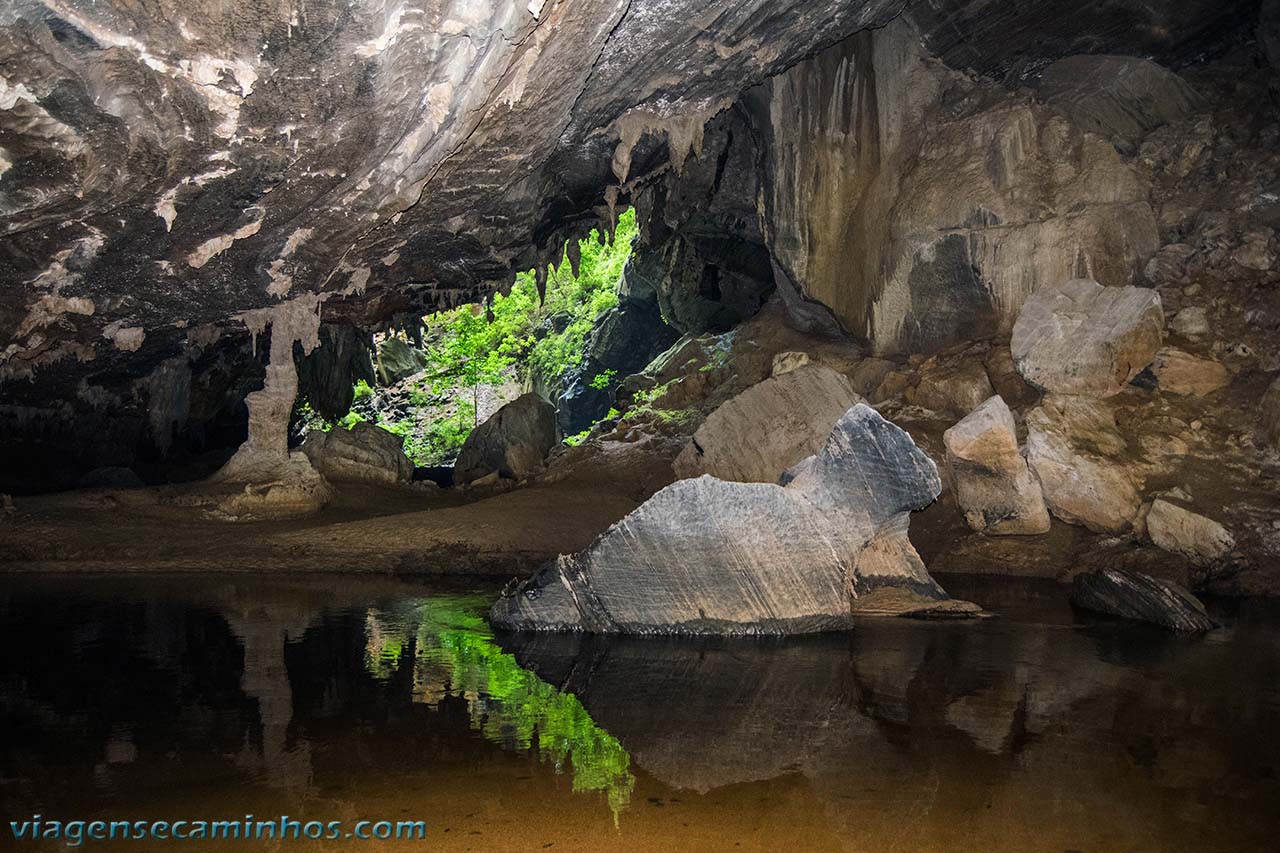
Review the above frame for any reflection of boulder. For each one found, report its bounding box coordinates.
[503,587,1280,849]
[493,405,961,635]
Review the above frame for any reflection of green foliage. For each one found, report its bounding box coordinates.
[365,597,634,817]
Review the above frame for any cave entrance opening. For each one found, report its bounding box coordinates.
[293,210,641,479]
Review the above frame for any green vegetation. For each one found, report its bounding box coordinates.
[311,209,638,466]
[422,208,637,389]
[365,596,635,818]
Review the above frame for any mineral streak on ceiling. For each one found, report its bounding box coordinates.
[0,0,1263,400]
[0,0,906,391]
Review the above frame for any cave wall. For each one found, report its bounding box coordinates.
[1,0,1269,488]
[746,18,1161,355]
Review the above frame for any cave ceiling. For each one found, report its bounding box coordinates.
[0,0,1263,402]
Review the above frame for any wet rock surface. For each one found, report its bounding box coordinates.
[1071,568,1218,631]
[492,404,956,635]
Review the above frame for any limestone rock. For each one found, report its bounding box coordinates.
[1037,56,1202,150]
[1071,568,1217,632]
[673,365,862,483]
[301,422,413,485]
[906,358,995,417]
[1233,231,1275,271]
[1012,278,1164,397]
[1025,396,1141,533]
[1149,348,1229,397]
[454,393,558,485]
[849,358,897,397]
[492,404,954,635]
[754,21,1159,356]
[376,337,426,385]
[943,396,1050,535]
[1146,499,1235,566]
[1170,307,1211,338]
[771,351,811,376]
[215,452,334,521]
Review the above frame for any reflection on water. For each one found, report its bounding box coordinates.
[1,574,1278,851]
[363,597,634,814]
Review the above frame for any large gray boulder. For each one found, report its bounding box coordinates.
[1071,568,1218,632]
[943,396,1050,536]
[673,364,862,483]
[301,421,413,485]
[454,393,558,485]
[492,404,970,636]
[1012,278,1163,397]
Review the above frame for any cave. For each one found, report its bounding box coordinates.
[3,0,1280,847]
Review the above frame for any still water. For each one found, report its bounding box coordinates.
[1,574,1278,852]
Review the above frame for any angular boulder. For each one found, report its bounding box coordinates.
[673,364,862,483]
[1071,568,1218,632]
[1149,347,1229,397]
[943,396,1050,535]
[376,337,427,384]
[1146,499,1235,567]
[1012,278,1163,397]
[492,404,960,636]
[1025,396,1141,533]
[454,393,558,485]
[301,422,413,485]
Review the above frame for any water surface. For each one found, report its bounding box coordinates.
[1,574,1278,851]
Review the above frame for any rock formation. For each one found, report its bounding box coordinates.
[1025,396,1141,533]
[209,296,334,518]
[1036,56,1203,151]
[1071,568,1218,631]
[1148,348,1229,397]
[454,393,558,485]
[301,422,414,485]
[943,396,1050,535]
[672,364,862,483]
[1145,499,1235,567]
[1011,278,1164,397]
[491,404,970,635]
